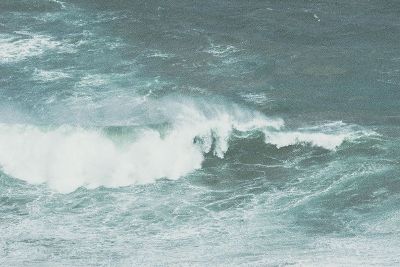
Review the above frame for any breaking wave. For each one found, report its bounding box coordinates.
[0,99,370,193]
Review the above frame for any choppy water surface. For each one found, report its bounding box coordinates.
[1,0,400,266]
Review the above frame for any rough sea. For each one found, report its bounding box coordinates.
[1,0,400,266]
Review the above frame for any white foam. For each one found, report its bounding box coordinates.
[147,50,174,58]
[264,131,348,150]
[0,124,198,193]
[264,121,370,150]
[49,0,66,9]
[77,74,109,87]
[0,33,58,63]
[0,32,76,64]
[206,43,239,58]
[32,69,71,82]
[240,92,272,105]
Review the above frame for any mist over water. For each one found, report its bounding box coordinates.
[1,0,400,266]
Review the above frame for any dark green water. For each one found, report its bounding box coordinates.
[0,0,400,266]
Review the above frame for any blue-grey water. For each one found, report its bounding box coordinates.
[1,0,400,266]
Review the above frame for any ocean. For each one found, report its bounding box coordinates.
[0,0,400,266]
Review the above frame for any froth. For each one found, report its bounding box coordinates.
[0,32,74,64]
[0,124,199,193]
[264,121,370,150]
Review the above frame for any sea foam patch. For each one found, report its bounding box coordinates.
[0,32,74,64]
[32,69,71,82]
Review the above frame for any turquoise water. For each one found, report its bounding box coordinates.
[1,0,400,266]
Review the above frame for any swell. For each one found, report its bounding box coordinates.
[0,99,372,193]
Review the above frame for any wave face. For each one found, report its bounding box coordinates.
[1,0,400,266]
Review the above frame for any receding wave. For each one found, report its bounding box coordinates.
[0,100,371,193]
